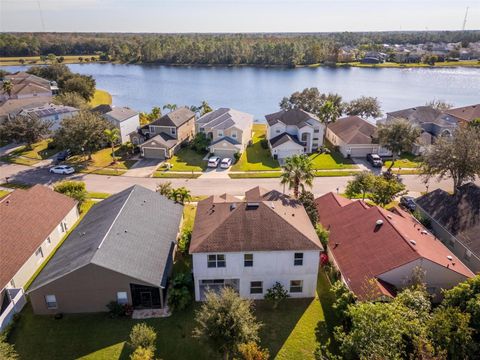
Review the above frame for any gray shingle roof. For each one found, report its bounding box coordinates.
[210,136,240,146]
[140,133,177,150]
[105,107,139,122]
[328,116,377,145]
[196,108,253,131]
[269,133,303,148]
[150,108,195,128]
[28,185,183,292]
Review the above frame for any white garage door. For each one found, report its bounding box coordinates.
[143,148,166,159]
[276,148,303,159]
[212,148,236,158]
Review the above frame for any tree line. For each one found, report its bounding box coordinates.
[2,31,479,66]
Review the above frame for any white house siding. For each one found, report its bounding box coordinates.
[107,114,140,143]
[42,111,78,131]
[209,140,240,157]
[378,258,471,301]
[270,141,304,160]
[5,205,79,292]
[192,250,320,301]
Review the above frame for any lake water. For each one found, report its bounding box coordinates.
[4,64,480,120]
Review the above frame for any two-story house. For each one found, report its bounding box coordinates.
[265,109,325,160]
[1,72,55,101]
[0,185,79,331]
[189,187,323,301]
[17,103,79,131]
[103,106,140,144]
[132,108,195,159]
[195,108,253,158]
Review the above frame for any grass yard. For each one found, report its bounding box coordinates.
[153,172,201,179]
[383,153,421,169]
[164,148,208,172]
[0,190,10,198]
[9,271,338,360]
[182,203,197,231]
[87,192,111,199]
[231,124,280,171]
[229,172,282,179]
[89,89,113,107]
[0,55,101,66]
[314,170,359,177]
[0,139,57,165]
[68,147,137,174]
[309,151,357,170]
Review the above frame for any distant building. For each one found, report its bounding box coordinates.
[445,104,480,125]
[104,106,140,143]
[1,72,56,101]
[17,103,79,130]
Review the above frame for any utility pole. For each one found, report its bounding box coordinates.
[462,7,469,31]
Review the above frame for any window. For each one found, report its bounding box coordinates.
[294,253,303,266]
[244,254,253,267]
[199,127,205,133]
[171,128,176,135]
[45,295,57,309]
[217,130,223,137]
[250,281,263,294]
[207,254,226,268]
[290,280,303,293]
[35,247,44,261]
[276,129,281,134]
[117,292,128,305]
[314,129,320,133]
[231,131,237,138]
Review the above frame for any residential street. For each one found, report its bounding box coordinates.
[2,161,475,197]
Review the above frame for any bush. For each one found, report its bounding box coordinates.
[167,272,192,311]
[234,152,241,162]
[190,133,210,153]
[177,228,192,255]
[130,346,154,360]
[107,301,124,317]
[53,180,87,204]
[237,342,270,360]
[260,139,268,149]
[129,323,157,351]
[316,224,330,249]
[264,282,289,309]
[413,210,431,229]
[0,333,19,360]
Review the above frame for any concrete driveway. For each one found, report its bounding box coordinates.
[199,166,230,179]
[123,159,162,177]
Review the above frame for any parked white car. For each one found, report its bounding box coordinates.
[220,158,233,169]
[207,156,221,168]
[49,165,75,175]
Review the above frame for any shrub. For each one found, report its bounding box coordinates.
[167,273,192,311]
[413,210,431,228]
[190,132,210,153]
[316,224,330,249]
[0,333,19,360]
[53,180,87,204]
[234,152,241,162]
[107,301,125,317]
[260,139,268,149]
[177,228,192,255]
[264,282,289,309]
[129,323,157,351]
[130,346,154,360]
[237,342,270,360]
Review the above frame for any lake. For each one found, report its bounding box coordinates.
[4,64,480,119]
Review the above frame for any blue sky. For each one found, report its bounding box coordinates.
[1,0,479,33]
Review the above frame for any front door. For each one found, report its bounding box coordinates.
[140,291,152,308]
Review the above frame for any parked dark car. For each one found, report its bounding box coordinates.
[400,196,416,212]
[366,153,383,167]
[57,149,71,162]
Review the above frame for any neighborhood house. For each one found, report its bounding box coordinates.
[265,109,324,160]
[196,107,253,158]
[27,185,183,314]
[0,185,79,330]
[17,103,79,130]
[315,193,474,301]
[132,107,195,159]
[189,187,323,301]
[103,106,140,144]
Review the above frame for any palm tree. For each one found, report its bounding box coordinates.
[163,103,177,112]
[318,100,340,150]
[156,181,173,197]
[280,155,315,198]
[200,101,213,115]
[2,80,13,98]
[104,128,120,164]
[176,187,192,204]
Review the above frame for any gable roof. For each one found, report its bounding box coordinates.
[2,72,52,98]
[328,116,378,145]
[210,136,240,146]
[446,104,480,123]
[0,97,54,118]
[269,133,304,148]
[387,106,442,125]
[19,103,78,118]
[190,187,322,254]
[315,193,473,300]
[0,185,77,289]
[92,104,113,115]
[150,107,195,128]
[28,185,183,292]
[265,109,319,127]
[416,183,480,256]
[105,107,139,122]
[139,133,177,150]
[196,108,253,132]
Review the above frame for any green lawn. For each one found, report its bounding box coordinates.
[10,271,337,360]
[0,139,57,165]
[89,89,112,107]
[0,190,10,198]
[164,148,207,172]
[87,192,111,199]
[383,153,421,169]
[231,124,280,171]
[68,147,137,174]
[308,152,356,170]
[182,203,197,231]
[153,172,201,179]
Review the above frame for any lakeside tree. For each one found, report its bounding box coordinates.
[54,111,110,159]
[377,118,421,171]
[344,170,375,200]
[104,128,120,164]
[280,88,343,120]
[421,126,480,194]
[61,75,96,101]
[193,287,261,359]
[280,155,315,198]
[426,99,453,111]
[344,96,382,118]
[0,115,52,148]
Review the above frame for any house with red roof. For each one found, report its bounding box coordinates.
[315,192,474,301]
[0,185,78,330]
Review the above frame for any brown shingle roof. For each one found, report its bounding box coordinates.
[190,187,322,253]
[0,185,77,289]
[265,109,319,127]
[328,116,377,145]
[150,107,195,128]
[446,104,480,123]
[315,193,473,300]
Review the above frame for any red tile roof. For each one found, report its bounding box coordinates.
[315,193,474,300]
[0,185,77,289]
[190,187,322,253]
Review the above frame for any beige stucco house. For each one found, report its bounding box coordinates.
[196,108,253,158]
[0,185,78,331]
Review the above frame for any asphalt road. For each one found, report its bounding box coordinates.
[1,162,469,197]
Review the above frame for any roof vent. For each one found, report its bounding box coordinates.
[387,215,392,219]
[447,255,453,261]
[410,240,417,245]
[246,202,259,209]
[376,220,384,226]
[421,230,428,235]
[230,203,237,211]
[270,202,275,209]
